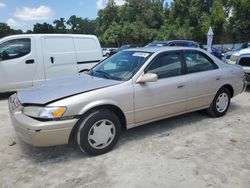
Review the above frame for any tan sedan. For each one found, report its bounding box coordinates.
[9,47,246,155]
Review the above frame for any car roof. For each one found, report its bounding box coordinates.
[124,46,203,53]
[1,34,98,40]
[151,40,198,43]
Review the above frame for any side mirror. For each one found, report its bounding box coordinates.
[137,73,158,83]
[0,51,9,61]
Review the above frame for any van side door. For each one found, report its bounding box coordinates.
[0,37,36,92]
[42,36,78,80]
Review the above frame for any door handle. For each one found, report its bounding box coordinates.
[50,57,54,64]
[216,77,221,81]
[25,59,35,64]
[177,84,185,88]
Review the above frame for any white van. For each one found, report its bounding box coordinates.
[0,34,102,92]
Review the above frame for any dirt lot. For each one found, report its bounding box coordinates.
[0,89,250,188]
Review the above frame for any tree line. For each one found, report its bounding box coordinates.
[0,0,249,47]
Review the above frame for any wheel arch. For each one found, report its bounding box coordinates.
[221,84,234,98]
[68,103,127,145]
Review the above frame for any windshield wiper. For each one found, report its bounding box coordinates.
[95,70,111,79]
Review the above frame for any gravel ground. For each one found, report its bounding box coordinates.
[0,89,250,188]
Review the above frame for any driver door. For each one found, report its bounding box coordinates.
[0,37,36,91]
[134,51,187,124]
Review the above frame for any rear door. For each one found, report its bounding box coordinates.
[183,50,222,110]
[0,37,36,91]
[42,36,78,80]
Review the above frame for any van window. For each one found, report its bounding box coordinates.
[0,38,31,61]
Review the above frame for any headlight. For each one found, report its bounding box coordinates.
[230,55,238,63]
[23,106,66,119]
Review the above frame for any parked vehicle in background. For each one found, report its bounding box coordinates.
[147,40,223,59]
[223,42,250,63]
[102,48,111,57]
[0,34,102,93]
[146,40,199,48]
[203,47,223,59]
[9,47,246,156]
[228,48,250,84]
[109,44,143,56]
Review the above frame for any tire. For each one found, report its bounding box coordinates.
[206,87,231,117]
[76,109,121,156]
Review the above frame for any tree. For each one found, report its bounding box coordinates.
[33,23,55,33]
[102,23,123,46]
[211,0,227,43]
[95,0,120,35]
[53,18,67,33]
[0,23,13,38]
[2,0,249,45]
[228,0,250,41]
[67,15,96,34]
[0,23,23,39]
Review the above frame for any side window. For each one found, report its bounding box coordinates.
[184,51,217,73]
[0,38,31,61]
[147,53,182,79]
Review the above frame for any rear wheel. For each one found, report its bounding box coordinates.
[206,87,231,117]
[76,109,121,156]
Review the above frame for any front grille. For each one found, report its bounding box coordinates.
[239,57,250,67]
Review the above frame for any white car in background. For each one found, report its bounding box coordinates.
[102,48,111,57]
[229,48,250,84]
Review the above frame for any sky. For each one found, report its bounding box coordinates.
[0,0,172,31]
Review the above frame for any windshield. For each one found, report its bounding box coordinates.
[90,51,152,81]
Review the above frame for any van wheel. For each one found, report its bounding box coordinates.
[206,87,231,117]
[76,109,121,156]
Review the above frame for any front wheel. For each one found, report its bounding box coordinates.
[206,87,231,117]
[76,109,121,156]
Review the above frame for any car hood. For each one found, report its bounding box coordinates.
[17,74,122,105]
[239,48,250,55]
